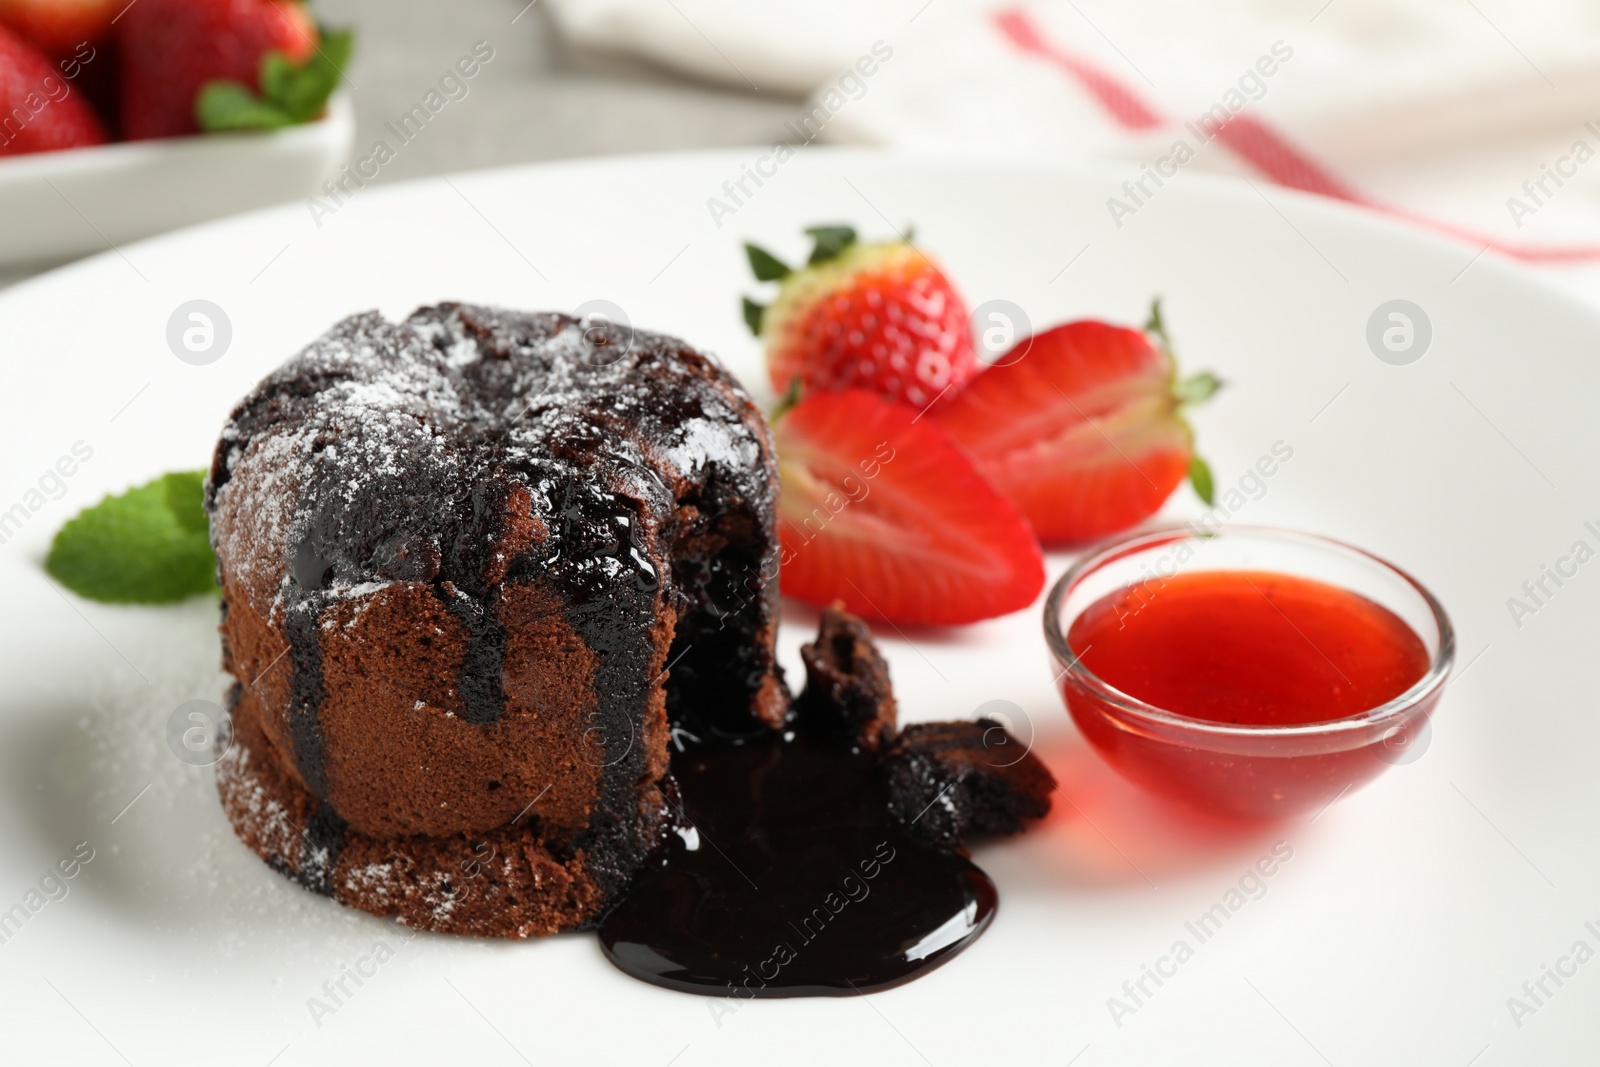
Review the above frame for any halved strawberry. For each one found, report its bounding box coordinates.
[744,225,978,411]
[935,302,1219,544]
[775,388,1044,625]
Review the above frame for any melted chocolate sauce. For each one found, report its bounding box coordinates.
[599,731,997,997]
[283,537,342,893]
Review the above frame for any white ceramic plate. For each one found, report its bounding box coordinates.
[0,92,352,270]
[0,149,1595,1065]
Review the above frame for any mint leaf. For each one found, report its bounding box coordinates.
[196,26,353,133]
[805,225,856,265]
[46,471,217,603]
[162,470,210,534]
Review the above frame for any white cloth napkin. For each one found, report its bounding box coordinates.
[548,0,1600,299]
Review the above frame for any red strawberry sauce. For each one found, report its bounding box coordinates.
[1067,570,1429,726]
[1060,570,1433,817]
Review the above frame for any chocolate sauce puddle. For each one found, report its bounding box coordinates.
[598,730,997,997]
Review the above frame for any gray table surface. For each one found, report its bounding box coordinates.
[0,0,798,289]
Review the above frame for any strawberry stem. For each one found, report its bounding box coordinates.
[1146,297,1223,407]
[1152,299,1221,508]
[745,243,791,282]
[1144,297,1173,356]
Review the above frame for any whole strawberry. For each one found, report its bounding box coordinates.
[0,24,106,156]
[936,302,1220,544]
[743,226,979,411]
[119,0,317,140]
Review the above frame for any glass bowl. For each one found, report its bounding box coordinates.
[1043,525,1454,819]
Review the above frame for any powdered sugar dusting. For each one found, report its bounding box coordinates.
[215,739,301,862]
[206,304,773,601]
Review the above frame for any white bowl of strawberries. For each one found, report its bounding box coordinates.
[0,0,353,268]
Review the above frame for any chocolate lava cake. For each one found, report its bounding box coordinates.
[207,304,787,937]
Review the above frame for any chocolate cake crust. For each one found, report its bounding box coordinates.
[881,721,1056,847]
[795,604,899,753]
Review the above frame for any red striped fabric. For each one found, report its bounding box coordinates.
[994,7,1600,262]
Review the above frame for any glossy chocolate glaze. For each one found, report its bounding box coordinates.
[599,727,998,997]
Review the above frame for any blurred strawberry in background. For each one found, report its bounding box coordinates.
[0,0,348,153]
[120,0,318,139]
[1,0,120,136]
[0,0,119,55]
[0,24,106,156]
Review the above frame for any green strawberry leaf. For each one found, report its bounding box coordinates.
[745,243,791,282]
[805,225,856,265]
[46,471,217,604]
[1188,455,1216,507]
[742,296,766,335]
[1146,297,1222,409]
[197,26,353,133]
[1176,371,1223,406]
[259,50,299,109]
[274,28,353,123]
[196,81,294,132]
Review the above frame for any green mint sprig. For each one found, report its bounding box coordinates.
[46,471,218,604]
